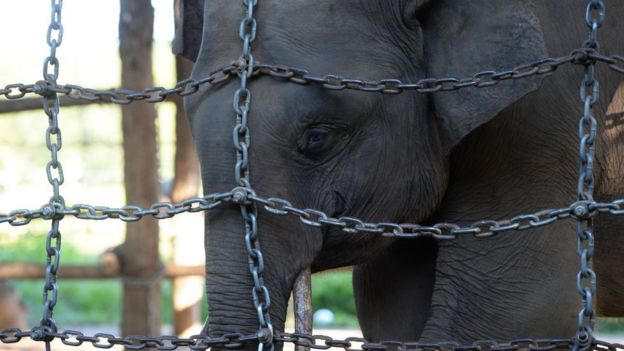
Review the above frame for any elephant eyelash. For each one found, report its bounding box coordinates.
[294,123,352,166]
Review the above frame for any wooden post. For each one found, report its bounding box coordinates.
[171,0,203,336]
[119,0,161,338]
[0,96,107,114]
[0,281,27,329]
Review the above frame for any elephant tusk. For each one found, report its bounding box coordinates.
[294,268,312,351]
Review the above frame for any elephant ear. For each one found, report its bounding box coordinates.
[421,0,547,152]
[173,0,204,62]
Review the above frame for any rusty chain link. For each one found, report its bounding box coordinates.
[3,328,624,351]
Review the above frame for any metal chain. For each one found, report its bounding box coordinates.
[3,328,624,351]
[0,63,239,103]
[573,1,604,350]
[31,2,66,349]
[0,0,623,350]
[3,193,624,242]
[248,195,624,240]
[0,191,232,225]
[230,1,275,351]
[3,50,624,103]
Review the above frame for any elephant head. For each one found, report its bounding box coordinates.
[175,0,624,345]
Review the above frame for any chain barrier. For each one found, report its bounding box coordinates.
[573,1,605,350]
[29,2,66,351]
[230,1,275,351]
[5,195,624,241]
[0,0,622,350]
[2,328,624,351]
[2,49,624,104]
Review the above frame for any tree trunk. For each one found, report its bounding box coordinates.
[171,50,203,337]
[119,0,161,339]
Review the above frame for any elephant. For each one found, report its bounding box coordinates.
[174,0,624,345]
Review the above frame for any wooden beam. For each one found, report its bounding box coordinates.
[0,263,204,280]
[0,95,108,114]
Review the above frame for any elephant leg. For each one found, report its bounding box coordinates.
[418,220,580,343]
[353,238,437,342]
[595,79,624,317]
[595,212,624,316]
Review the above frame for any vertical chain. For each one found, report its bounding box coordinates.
[574,1,604,350]
[35,1,65,349]
[232,1,274,351]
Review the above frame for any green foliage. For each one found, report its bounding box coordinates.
[597,318,624,335]
[1,233,176,327]
[312,270,359,328]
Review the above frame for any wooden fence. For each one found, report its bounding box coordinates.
[0,0,203,338]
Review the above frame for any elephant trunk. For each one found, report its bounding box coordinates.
[204,206,296,351]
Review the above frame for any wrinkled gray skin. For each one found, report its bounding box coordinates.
[176,0,624,345]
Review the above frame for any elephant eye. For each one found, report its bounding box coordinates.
[300,127,330,155]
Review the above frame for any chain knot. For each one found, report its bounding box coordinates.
[40,204,64,221]
[232,186,254,205]
[571,48,598,66]
[30,326,56,342]
[257,328,273,344]
[570,201,594,220]
[34,80,57,98]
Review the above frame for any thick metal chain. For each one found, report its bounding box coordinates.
[3,328,624,351]
[0,191,232,225]
[3,50,624,103]
[0,63,239,103]
[31,2,66,349]
[230,1,275,351]
[1,0,623,350]
[4,194,624,242]
[573,1,604,350]
[248,195,624,239]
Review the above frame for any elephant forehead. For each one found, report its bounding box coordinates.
[201,0,415,78]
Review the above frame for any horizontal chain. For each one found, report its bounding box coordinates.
[2,49,623,104]
[0,328,259,350]
[2,328,623,351]
[0,191,233,226]
[249,194,624,240]
[0,188,622,241]
[2,190,624,240]
[0,63,240,104]
[276,333,624,351]
[254,49,623,94]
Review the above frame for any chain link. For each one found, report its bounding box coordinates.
[1,0,624,350]
[230,1,276,351]
[573,1,604,350]
[4,50,624,104]
[1,63,239,103]
[3,193,624,244]
[3,328,624,351]
[249,195,623,239]
[0,192,232,225]
[32,2,67,347]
